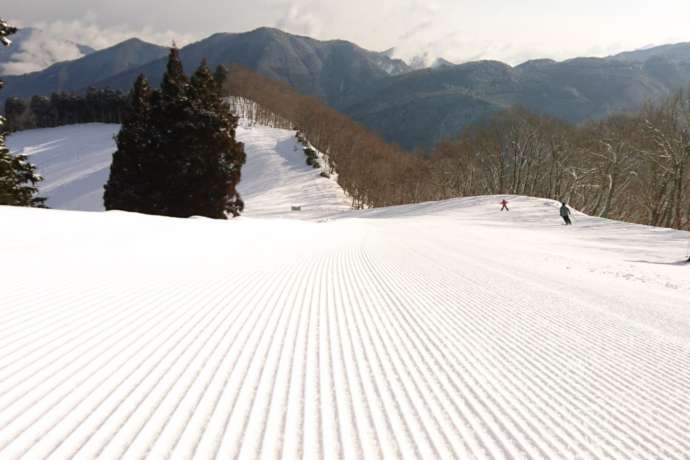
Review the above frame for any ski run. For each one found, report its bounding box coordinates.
[2,124,690,459]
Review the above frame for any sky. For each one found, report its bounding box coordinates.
[5,0,690,70]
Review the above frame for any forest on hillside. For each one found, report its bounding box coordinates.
[222,65,690,230]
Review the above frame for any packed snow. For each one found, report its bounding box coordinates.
[2,123,690,459]
[6,123,351,217]
[6,124,120,211]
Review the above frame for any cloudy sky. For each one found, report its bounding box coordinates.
[7,0,690,66]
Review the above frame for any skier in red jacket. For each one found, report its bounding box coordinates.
[500,199,509,211]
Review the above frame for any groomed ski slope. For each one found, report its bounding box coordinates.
[1,194,689,459]
[7,123,351,216]
[6,124,121,211]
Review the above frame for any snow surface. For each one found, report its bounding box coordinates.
[6,123,351,217]
[7,124,120,211]
[2,123,690,459]
[235,123,351,218]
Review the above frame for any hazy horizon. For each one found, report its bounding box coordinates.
[5,0,690,70]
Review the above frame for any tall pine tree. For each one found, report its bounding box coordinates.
[104,48,246,218]
[186,60,246,218]
[0,18,44,207]
[104,74,153,212]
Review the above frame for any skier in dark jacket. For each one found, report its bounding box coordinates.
[560,202,572,225]
[500,199,509,211]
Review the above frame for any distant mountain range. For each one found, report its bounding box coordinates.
[3,27,690,149]
[0,38,168,101]
[95,28,411,108]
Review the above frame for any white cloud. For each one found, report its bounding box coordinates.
[1,29,85,75]
[28,19,198,50]
[274,4,322,38]
[1,18,200,76]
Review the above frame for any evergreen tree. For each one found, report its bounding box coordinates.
[0,18,44,207]
[185,60,246,218]
[214,64,230,94]
[148,46,193,217]
[104,48,246,218]
[103,74,153,212]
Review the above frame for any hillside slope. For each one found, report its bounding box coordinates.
[342,56,688,148]
[0,196,688,458]
[6,123,351,216]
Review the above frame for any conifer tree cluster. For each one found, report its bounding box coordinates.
[0,18,44,207]
[104,49,246,219]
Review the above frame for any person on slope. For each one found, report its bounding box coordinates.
[500,199,510,211]
[560,202,573,225]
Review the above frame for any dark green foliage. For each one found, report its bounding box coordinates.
[4,90,128,131]
[0,19,44,207]
[0,148,45,207]
[304,147,319,168]
[103,75,153,213]
[104,49,246,219]
[213,64,229,94]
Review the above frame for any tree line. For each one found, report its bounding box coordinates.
[220,64,690,229]
[429,98,690,230]
[4,88,128,131]
[221,65,433,209]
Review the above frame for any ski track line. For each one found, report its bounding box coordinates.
[330,247,368,459]
[105,272,254,459]
[344,244,467,460]
[352,241,518,460]
[320,246,345,460]
[253,248,314,459]
[346,239,469,458]
[333,246,383,460]
[365,240,602,459]
[0,277,191,435]
[58,269,259,459]
[220,254,310,459]
[0,277,176,398]
[374,239,644,458]
[0,275,112,341]
[1,276,219,459]
[370,241,600,455]
[275,258,315,460]
[147,264,284,460]
[222,259,308,458]
[339,246,406,459]
[188,256,307,458]
[135,269,266,459]
[347,244,442,459]
[374,232,684,458]
[432,238,690,456]
[0,274,196,404]
[0,276,125,370]
[99,265,278,460]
